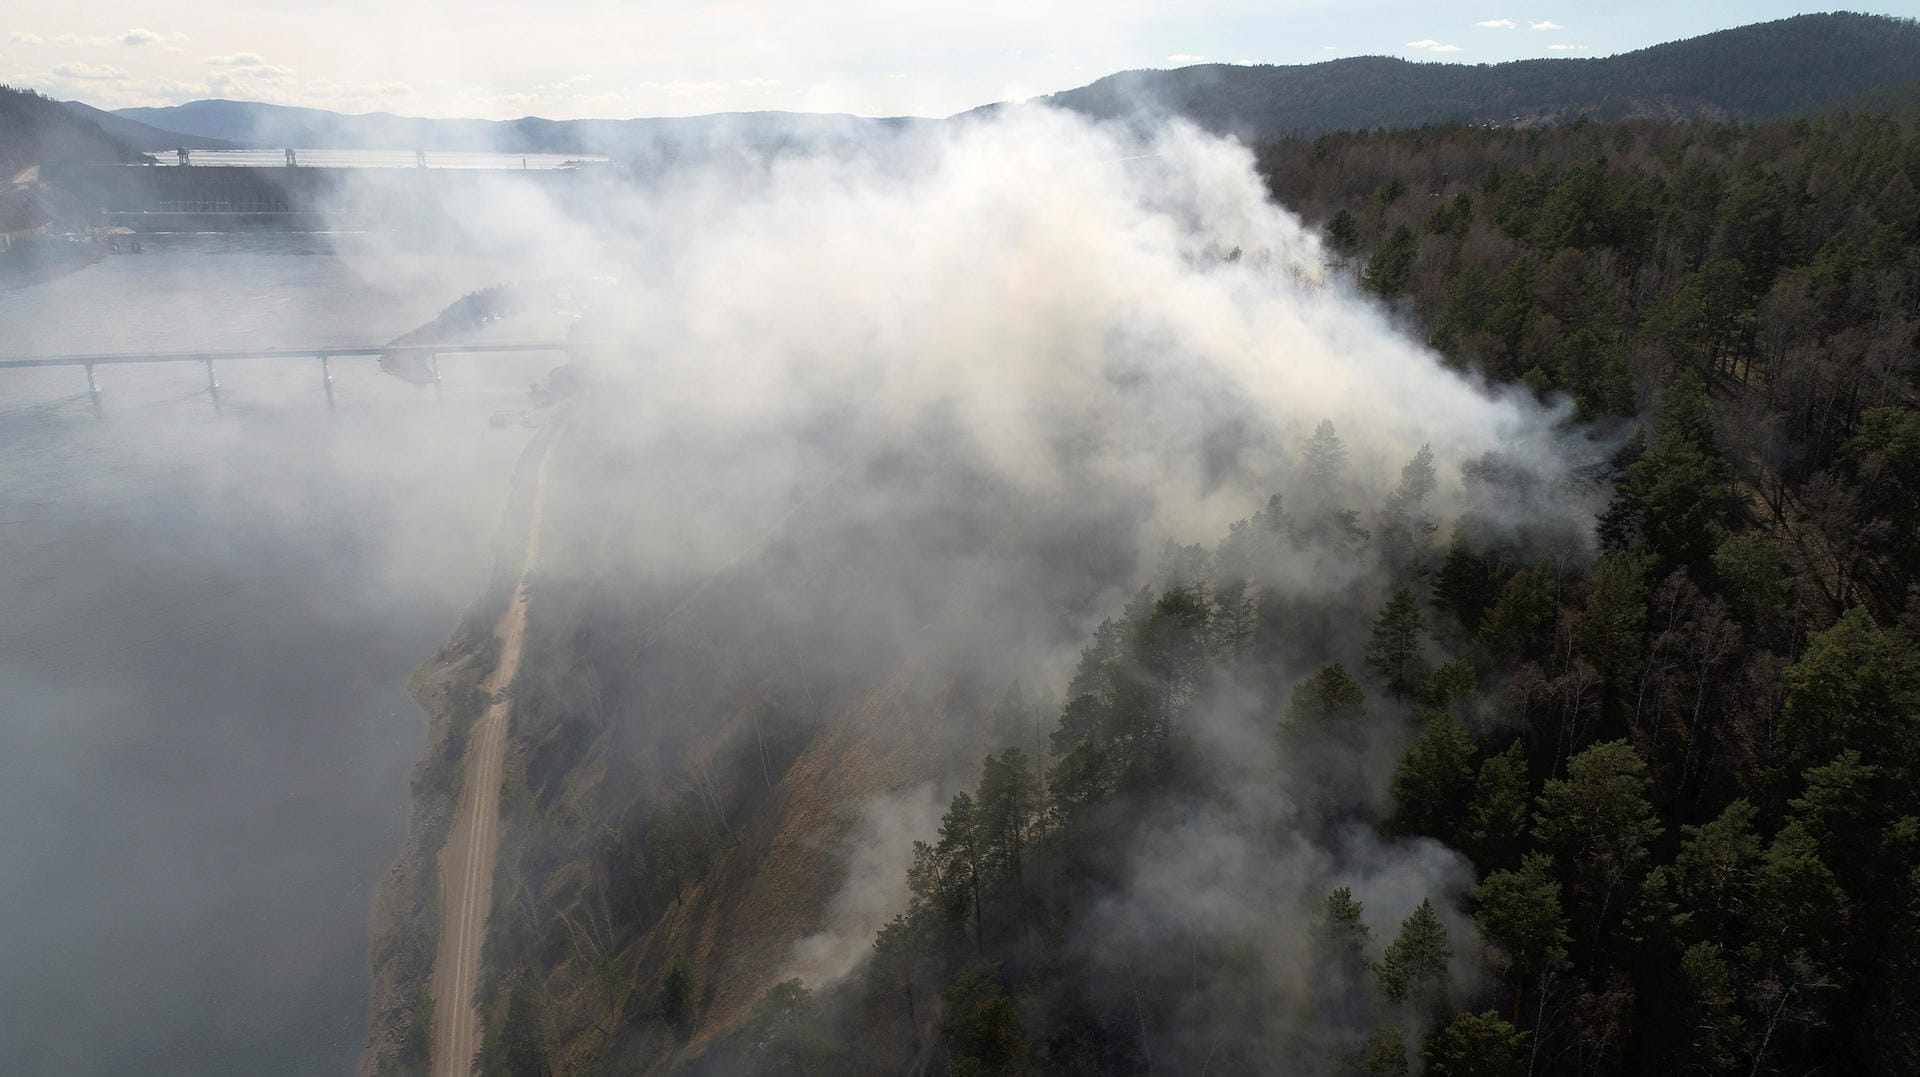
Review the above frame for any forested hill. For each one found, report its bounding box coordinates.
[445,98,1920,1077]
[752,102,1920,1076]
[0,86,147,174]
[1038,12,1920,139]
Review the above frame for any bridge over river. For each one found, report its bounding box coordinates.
[0,340,590,413]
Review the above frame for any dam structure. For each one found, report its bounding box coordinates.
[41,159,615,232]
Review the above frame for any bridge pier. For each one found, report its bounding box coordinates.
[84,362,102,415]
[320,354,334,409]
[204,358,222,414]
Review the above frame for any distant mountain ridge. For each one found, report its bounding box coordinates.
[20,11,1920,165]
[1031,12,1920,139]
[59,101,240,153]
[109,99,929,158]
[1,86,252,176]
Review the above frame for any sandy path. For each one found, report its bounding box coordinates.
[430,426,560,1076]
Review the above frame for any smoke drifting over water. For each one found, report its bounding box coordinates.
[5,104,1603,1073]
[0,238,566,1073]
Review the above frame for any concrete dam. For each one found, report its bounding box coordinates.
[41,162,613,231]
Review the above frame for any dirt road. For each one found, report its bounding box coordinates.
[430,426,560,1077]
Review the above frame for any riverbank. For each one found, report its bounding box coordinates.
[362,416,562,1076]
[0,234,106,289]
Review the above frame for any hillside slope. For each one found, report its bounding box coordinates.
[1037,12,1920,138]
[57,100,242,153]
[0,86,145,173]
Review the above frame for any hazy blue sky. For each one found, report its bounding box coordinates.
[3,2,1902,119]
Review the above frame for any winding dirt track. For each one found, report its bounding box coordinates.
[430,427,560,1077]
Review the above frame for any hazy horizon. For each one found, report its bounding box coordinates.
[6,2,1869,121]
[6,6,1919,1073]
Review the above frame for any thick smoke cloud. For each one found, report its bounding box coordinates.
[500,105,1590,670]
[396,103,1600,1061]
[4,98,1604,1070]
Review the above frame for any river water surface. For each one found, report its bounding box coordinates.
[0,233,563,1073]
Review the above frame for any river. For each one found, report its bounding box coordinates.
[0,233,564,1074]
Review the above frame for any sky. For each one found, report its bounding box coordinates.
[2,2,1904,121]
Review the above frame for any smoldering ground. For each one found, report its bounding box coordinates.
[421,105,1605,1068]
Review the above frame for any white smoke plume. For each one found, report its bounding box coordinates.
[342,104,1600,1062]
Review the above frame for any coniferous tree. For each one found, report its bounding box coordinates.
[1313,886,1375,983]
[1366,588,1427,699]
[943,963,1026,1077]
[1355,1025,1409,1076]
[1711,531,1793,629]
[1422,1011,1528,1077]
[1303,419,1350,498]
[1678,942,1745,1075]
[1473,853,1571,1013]
[739,979,844,1076]
[933,792,987,954]
[1390,714,1476,842]
[1781,607,1920,780]
[1326,208,1361,254]
[1576,553,1653,711]
[1671,799,1762,946]
[1285,664,1367,746]
[659,952,696,1041]
[480,975,550,1077]
[1463,742,1533,871]
[975,748,1039,933]
[1433,539,1507,636]
[1377,445,1440,576]
[1380,899,1451,1011]
[1311,885,1383,1060]
[1364,225,1419,298]
[1536,741,1664,959]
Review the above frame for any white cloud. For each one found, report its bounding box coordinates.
[1167,53,1205,63]
[1530,20,1564,30]
[198,50,297,85]
[1406,39,1463,53]
[291,79,417,111]
[122,28,189,47]
[9,31,44,46]
[1476,19,1516,29]
[633,79,729,101]
[52,33,114,48]
[208,63,294,86]
[51,61,128,80]
[1546,43,1588,52]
